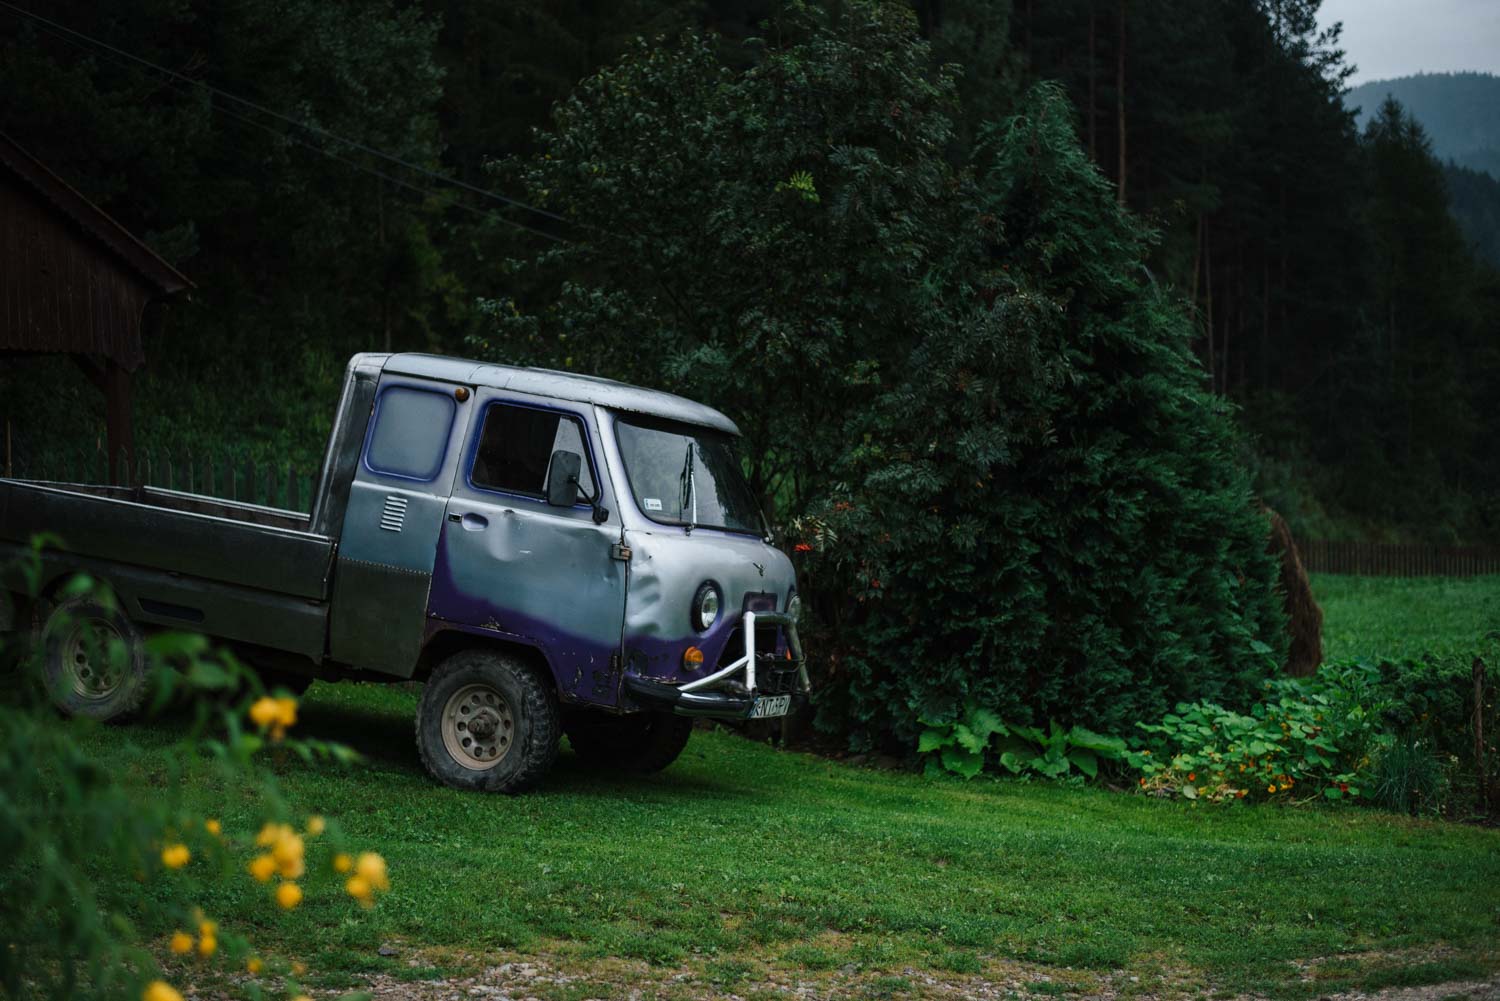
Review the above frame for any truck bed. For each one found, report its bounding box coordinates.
[1,479,333,598]
[0,478,336,661]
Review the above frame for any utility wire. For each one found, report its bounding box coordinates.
[0,0,569,229]
[11,12,566,244]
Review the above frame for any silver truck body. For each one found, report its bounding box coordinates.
[0,353,805,723]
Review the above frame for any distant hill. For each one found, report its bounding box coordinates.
[1444,163,1500,268]
[1345,72,1500,177]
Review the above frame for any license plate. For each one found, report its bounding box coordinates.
[750,694,792,719]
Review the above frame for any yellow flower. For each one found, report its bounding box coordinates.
[291,960,308,976]
[246,957,264,974]
[161,844,190,869]
[305,815,326,837]
[255,821,289,847]
[276,881,303,910]
[1268,784,1277,793]
[197,934,217,958]
[169,931,193,955]
[249,696,281,729]
[197,918,217,938]
[248,854,276,883]
[249,696,298,739]
[292,996,313,1001]
[142,981,184,1001]
[204,818,222,837]
[333,852,353,874]
[272,830,306,879]
[345,874,374,907]
[356,852,390,892]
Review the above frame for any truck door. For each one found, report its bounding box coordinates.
[426,392,627,705]
[328,377,469,675]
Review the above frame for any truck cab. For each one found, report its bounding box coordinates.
[0,352,806,792]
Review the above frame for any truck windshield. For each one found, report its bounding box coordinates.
[615,416,763,535]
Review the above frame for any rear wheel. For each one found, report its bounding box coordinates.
[565,710,693,774]
[39,595,148,721]
[415,649,559,793]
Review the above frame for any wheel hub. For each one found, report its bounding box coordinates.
[62,618,126,702]
[440,683,514,771]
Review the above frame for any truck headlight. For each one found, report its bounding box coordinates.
[787,592,802,624]
[692,582,720,632]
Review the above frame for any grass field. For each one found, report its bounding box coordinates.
[1313,573,1500,663]
[94,671,1500,1000]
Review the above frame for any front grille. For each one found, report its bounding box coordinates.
[715,622,782,670]
[756,659,801,695]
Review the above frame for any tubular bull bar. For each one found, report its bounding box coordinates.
[622,610,809,719]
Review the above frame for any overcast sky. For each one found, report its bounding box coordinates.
[1318,0,1500,84]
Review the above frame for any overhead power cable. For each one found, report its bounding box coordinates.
[0,0,568,232]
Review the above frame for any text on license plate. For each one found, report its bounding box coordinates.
[750,694,792,719]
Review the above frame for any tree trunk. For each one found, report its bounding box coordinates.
[1262,258,1270,392]
[1087,2,1097,159]
[1205,226,1216,391]
[1115,0,1127,205]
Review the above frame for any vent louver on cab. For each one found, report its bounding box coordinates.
[379,495,409,532]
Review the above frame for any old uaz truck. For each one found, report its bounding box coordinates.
[0,353,807,792]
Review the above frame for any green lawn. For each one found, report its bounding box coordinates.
[92,678,1500,1000]
[1313,572,1500,662]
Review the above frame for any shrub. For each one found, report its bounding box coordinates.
[478,4,1287,754]
[1,539,383,1000]
[1126,650,1499,815]
[1126,690,1363,803]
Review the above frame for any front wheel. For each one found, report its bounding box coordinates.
[565,710,693,774]
[415,649,560,793]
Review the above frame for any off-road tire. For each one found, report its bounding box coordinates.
[565,710,694,774]
[39,595,148,722]
[415,649,560,793]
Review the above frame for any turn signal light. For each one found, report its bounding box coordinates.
[683,646,705,669]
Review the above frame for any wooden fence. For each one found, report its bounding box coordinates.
[3,442,317,515]
[1299,539,1500,578]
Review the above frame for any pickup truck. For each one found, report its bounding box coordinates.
[0,353,807,792]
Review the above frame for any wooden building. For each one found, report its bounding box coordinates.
[0,133,193,481]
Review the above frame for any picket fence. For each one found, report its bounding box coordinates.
[1298,539,1500,578]
[3,443,316,515]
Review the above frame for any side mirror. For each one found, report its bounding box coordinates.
[545,450,582,508]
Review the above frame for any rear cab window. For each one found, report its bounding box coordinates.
[364,385,457,481]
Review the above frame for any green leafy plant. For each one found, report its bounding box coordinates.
[918,708,1125,781]
[918,706,1007,779]
[995,722,1127,781]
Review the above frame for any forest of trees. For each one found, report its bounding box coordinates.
[3,0,1494,547]
[3,0,1497,743]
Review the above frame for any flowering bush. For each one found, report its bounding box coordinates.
[0,537,389,1001]
[1125,651,1498,815]
[1126,692,1363,803]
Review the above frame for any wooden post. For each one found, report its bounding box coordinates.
[1476,658,1488,815]
[102,359,134,486]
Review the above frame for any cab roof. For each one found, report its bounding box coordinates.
[374,352,739,435]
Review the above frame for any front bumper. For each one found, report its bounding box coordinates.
[622,610,809,720]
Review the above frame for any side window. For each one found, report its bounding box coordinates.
[472,403,596,500]
[365,386,456,481]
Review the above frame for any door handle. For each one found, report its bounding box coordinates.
[460,512,489,532]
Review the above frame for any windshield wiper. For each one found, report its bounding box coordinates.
[678,440,697,534]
